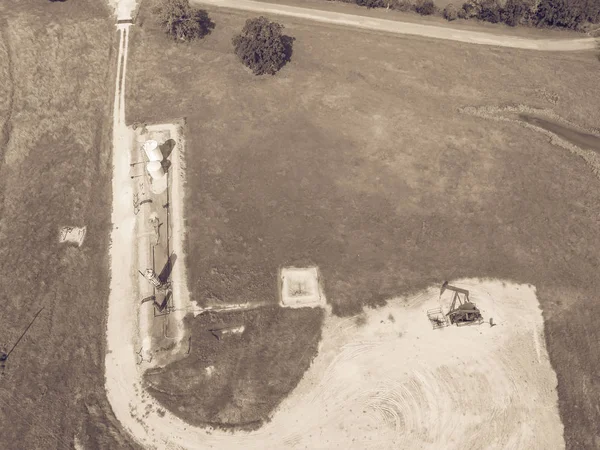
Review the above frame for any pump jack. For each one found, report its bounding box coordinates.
[440,281,483,325]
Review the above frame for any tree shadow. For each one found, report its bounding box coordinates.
[160,139,176,160]
[204,16,216,36]
[159,253,177,284]
[195,10,216,40]
[282,35,295,65]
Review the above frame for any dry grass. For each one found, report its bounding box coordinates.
[143,306,324,429]
[0,1,139,449]
[127,3,600,448]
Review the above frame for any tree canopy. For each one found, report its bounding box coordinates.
[415,0,436,15]
[534,0,589,29]
[232,16,294,76]
[154,0,214,41]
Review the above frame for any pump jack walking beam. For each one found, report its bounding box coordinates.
[440,280,470,299]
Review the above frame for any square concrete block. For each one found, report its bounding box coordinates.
[280,267,326,308]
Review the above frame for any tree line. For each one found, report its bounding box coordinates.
[49,0,600,32]
[344,0,600,30]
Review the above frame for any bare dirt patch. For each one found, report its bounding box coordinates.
[107,279,563,450]
[262,280,563,449]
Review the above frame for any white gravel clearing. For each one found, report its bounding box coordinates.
[108,259,565,449]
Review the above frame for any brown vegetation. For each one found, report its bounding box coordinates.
[0,1,138,449]
[443,2,459,20]
[232,16,294,75]
[144,306,324,429]
[153,0,215,41]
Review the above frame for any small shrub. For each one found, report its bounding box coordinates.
[154,0,214,41]
[415,0,436,15]
[232,16,294,76]
[477,0,503,23]
[587,1,600,24]
[460,1,478,18]
[443,3,459,20]
[389,0,413,11]
[502,0,530,26]
[356,0,385,8]
[459,0,503,23]
[534,0,588,29]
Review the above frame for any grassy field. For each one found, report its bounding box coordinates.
[127,3,600,448]
[144,306,324,429]
[0,1,139,449]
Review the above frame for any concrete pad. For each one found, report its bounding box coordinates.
[109,0,138,21]
[280,267,326,308]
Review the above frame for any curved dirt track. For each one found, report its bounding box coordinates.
[193,0,598,51]
[107,273,565,449]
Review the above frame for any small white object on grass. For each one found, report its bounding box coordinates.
[59,226,86,247]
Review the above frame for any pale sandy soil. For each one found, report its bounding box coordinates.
[108,272,565,450]
[193,0,597,50]
[108,0,138,20]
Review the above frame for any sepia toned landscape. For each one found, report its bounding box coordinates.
[2,0,600,448]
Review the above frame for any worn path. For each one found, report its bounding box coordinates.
[194,0,598,51]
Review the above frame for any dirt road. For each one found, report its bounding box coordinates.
[193,0,598,51]
[106,276,564,449]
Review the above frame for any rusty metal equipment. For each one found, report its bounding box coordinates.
[427,307,448,329]
[141,293,169,312]
[440,281,483,326]
[138,269,170,291]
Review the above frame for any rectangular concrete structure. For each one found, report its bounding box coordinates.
[280,267,326,308]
